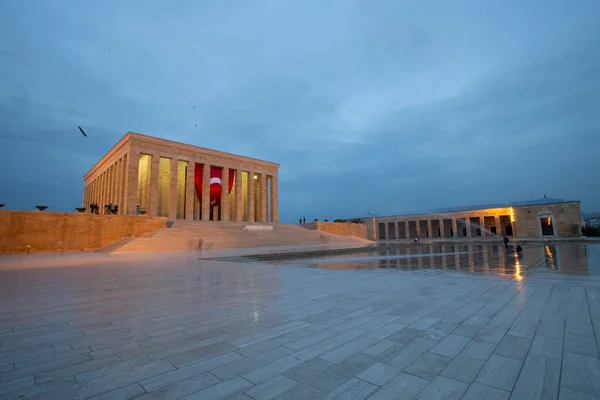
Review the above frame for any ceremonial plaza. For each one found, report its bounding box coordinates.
[0,132,599,400]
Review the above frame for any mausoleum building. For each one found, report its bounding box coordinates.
[83,132,279,222]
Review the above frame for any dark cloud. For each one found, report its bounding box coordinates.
[0,0,598,222]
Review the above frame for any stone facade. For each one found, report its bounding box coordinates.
[304,221,368,240]
[83,132,279,222]
[0,211,166,254]
[368,200,582,241]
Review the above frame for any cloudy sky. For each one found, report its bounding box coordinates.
[1,0,598,222]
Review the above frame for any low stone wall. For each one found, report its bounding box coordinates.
[305,221,368,240]
[0,211,167,255]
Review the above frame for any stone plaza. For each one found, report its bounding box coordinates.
[1,243,600,399]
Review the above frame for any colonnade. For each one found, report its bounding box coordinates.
[377,213,515,240]
[83,154,127,214]
[83,152,278,223]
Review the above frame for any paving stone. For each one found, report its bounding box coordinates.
[357,362,401,386]
[362,339,399,358]
[511,354,546,399]
[566,320,595,337]
[367,372,429,400]
[87,383,146,400]
[543,357,561,400]
[383,337,438,369]
[494,335,531,360]
[282,358,333,382]
[564,334,599,357]
[323,378,378,400]
[475,326,507,344]
[306,353,378,392]
[441,356,485,383]
[134,373,220,399]
[430,334,470,357]
[558,387,597,400]
[366,322,407,340]
[536,320,565,339]
[460,339,496,360]
[319,337,378,364]
[388,328,425,344]
[530,336,563,360]
[165,342,237,368]
[452,323,482,338]
[179,376,253,400]
[211,347,294,381]
[476,354,523,391]
[404,352,452,380]
[410,316,442,331]
[414,376,468,400]
[0,375,35,396]
[244,375,299,400]
[242,356,304,384]
[271,382,325,400]
[140,351,243,391]
[462,382,510,400]
[561,352,600,396]
[291,339,341,361]
[423,322,456,340]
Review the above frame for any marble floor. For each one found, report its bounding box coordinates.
[1,245,600,399]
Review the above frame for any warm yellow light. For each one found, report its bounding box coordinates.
[253,175,258,180]
[510,207,515,223]
[515,257,523,281]
[545,245,553,258]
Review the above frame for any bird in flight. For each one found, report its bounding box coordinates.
[78,126,87,137]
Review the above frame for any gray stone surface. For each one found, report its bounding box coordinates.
[414,376,468,400]
[1,246,599,399]
[476,354,523,391]
[357,362,400,386]
[404,352,452,380]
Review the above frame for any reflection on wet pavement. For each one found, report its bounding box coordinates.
[273,243,600,279]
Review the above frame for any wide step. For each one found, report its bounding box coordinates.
[112,222,364,253]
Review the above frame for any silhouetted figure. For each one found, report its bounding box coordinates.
[303,217,306,224]
[503,236,509,249]
[299,218,302,225]
[112,205,119,215]
[516,244,523,253]
[197,239,204,252]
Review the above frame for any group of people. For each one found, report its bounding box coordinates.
[88,203,119,215]
[298,217,306,225]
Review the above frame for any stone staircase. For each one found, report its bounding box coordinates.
[110,221,368,253]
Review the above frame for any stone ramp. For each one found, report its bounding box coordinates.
[111,221,369,253]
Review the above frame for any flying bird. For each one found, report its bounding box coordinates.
[78,126,87,137]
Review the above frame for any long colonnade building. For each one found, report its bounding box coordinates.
[83,132,279,222]
[366,199,582,240]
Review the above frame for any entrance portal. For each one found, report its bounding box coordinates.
[541,217,554,236]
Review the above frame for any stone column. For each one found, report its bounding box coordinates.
[149,155,160,216]
[120,154,128,214]
[270,175,279,223]
[383,222,389,240]
[427,220,433,239]
[452,217,458,238]
[394,221,399,240]
[168,158,178,220]
[125,152,139,215]
[479,216,485,237]
[235,169,243,222]
[465,217,472,238]
[185,162,195,220]
[439,219,445,239]
[415,220,421,239]
[259,174,267,223]
[248,172,255,223]
[405,221,410,239]
[221,167,229,222]
[201,163,211,221]
[114,160,121,212]
[495,216,502,236]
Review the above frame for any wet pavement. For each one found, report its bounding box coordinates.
[255,243,600,280]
